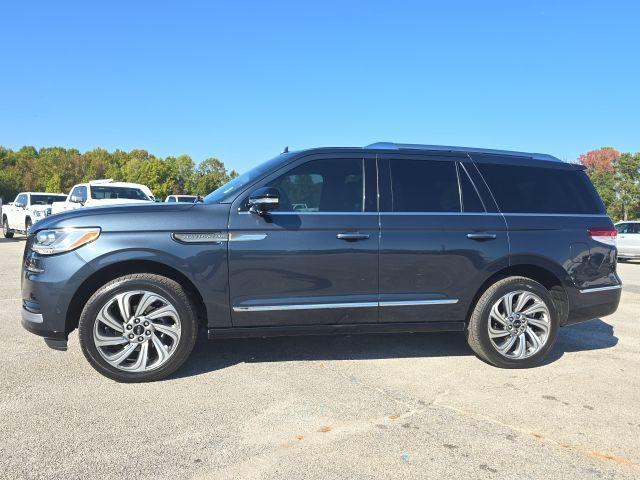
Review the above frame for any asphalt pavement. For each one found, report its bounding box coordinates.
[1,237,639,479]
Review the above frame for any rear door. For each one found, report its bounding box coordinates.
[227,153,380,327]
[378,153,509,324]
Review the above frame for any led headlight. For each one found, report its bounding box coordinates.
[32,228,101,255]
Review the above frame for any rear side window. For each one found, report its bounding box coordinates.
[458,164,485,213]
[477,164,605,214]
[390,159,460,212]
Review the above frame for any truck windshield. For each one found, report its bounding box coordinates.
[31,195,67,205]
[204,153,292,204]
[91,186,150,200]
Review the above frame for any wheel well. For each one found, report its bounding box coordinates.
[65,260,208,334]
[466,265,569,325]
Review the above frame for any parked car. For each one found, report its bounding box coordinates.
[21,143,621,382]
[615,221,640,260]
[164,195,199,203]
[50,179,154,215]
[2,192,67,238]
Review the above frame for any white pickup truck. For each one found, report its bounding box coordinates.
[2,192,67,238]
[51,179,155,215]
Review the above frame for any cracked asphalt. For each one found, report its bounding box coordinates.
[1,237,639,479]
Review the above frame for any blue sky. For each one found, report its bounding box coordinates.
[1,1,639,172]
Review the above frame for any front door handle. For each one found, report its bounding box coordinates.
[467,233,497,241]
[336,232,370,241]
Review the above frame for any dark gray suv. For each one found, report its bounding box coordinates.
[21,143,622,382]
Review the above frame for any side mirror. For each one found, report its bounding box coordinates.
[16,202,26,209]
[69,195,84,204]
[248,187,280,215]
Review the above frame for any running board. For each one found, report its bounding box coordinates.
[208,322,465,339]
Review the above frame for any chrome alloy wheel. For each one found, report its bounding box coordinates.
[93,290,182,372]
[487,290,551,359]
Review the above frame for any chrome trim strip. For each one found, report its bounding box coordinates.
[233,301,377,312]
[578,285,622,294]
[233,298,459,312]
[21,308,44,324]
[380,299,459,306]
[172,232,228,243]
[229,233,267,242]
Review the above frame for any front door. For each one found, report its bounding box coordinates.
[228,154,379,327]
[378,154,509,323]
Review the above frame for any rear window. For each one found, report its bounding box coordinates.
[91,186,149,200]
[477,164,605,214]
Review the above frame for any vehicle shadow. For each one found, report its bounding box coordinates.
[171,319,617,379]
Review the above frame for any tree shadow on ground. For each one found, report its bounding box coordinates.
[171,319,617,379]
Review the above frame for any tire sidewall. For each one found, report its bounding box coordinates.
[474,278,559,368]
[79,276,196,382]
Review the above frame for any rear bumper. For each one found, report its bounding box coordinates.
[565,284,622,326]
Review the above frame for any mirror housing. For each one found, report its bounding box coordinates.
[69,195,84,204]
[16,202,26,209]
[248,187,280,215]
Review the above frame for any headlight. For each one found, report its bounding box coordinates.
[32,228,101,255]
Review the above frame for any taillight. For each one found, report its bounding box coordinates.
[588,227,617,246]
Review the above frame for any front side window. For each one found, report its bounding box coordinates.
[267,158,364,212]
[16,194,28,206]
[616,223,629,234]
[389,159,460,212]
[90,186,149,200]
[167,196,176,203]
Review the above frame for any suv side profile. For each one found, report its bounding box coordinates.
[20,143,621,382]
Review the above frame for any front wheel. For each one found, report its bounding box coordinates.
[78,273,198,382]
[2,217,14,238]
[25,218,32,234]
[466,276,559,368]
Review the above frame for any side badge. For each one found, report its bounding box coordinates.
[172,232,229,244]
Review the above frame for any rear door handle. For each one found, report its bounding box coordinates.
[337,232,370,241]
[467,233,497,241]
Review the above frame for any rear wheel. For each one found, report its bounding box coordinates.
[78,273,198,382]
[467,276,559,368]
[2,217,14,238]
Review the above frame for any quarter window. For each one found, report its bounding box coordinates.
[389,159,460,212]
[267,159,364,212]
[477,163,604,214]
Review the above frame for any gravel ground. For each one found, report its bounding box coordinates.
[1,237,639,479]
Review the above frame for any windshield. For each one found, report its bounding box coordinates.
[91,186,150,200]
[31,194,67,205]
[204,154,292,204]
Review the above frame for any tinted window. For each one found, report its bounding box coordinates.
[617,223,640,234]
[167,196,176,202]
[267,159,363,212]
[477,164,605,214]
[90,186,149,200]
[390,159,460,212]
[31,195,67,205]
[177,196,197,203]
[458,164,485,213]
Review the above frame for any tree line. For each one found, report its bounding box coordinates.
[0,145,238,202]
[580,147,640,221]
[1,144,638,220]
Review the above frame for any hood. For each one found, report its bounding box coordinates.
[34,202,231,233]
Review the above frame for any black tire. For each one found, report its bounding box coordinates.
[466,276,559,368]
[25,217,32,234]
[2,217,14,239]
[78,273,198,382]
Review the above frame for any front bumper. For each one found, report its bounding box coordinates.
[21,242,95,350]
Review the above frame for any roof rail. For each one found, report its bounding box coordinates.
[365,142,561,162]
